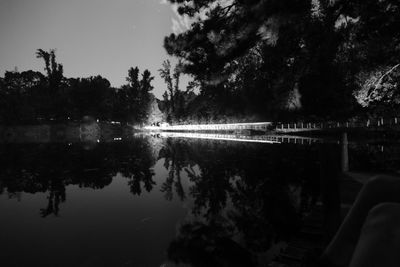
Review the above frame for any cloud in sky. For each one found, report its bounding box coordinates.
[165,1,195,35]
[161,0,235,34]
[171,13,193,34]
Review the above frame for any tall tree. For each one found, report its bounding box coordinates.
[35,49,65,119]
[121,67,155,124]
[159,60,187,121]
[138,69,155,123]
[36,49,64,90]
[159,60,175,113]
[125,67,141,121]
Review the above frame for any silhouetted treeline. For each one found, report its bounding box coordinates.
[0,49,155,125]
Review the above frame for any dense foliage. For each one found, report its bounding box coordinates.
[158,60,198,122]
[162,0,400,121]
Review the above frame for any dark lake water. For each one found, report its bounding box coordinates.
[1,131,400,267]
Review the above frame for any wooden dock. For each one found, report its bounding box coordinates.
[144,122,272,132]
[144,117,400,134]
[275,117,400,133]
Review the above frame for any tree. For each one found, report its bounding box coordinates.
[159,60,187,122]
[68,75,113,119]
[121,67,155,124]
[36,49,64,90]
[0,70,45,123]
[35,49,66,119]
[161,1,307,118]
[353,64,400,116]
[159,60,175,113]
[138,69,155,123]
[125,67,141,121]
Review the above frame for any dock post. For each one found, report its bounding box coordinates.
[341,132,349,172]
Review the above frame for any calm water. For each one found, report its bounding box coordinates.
[1,132,399,267]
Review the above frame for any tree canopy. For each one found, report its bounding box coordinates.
[163,0,400,119]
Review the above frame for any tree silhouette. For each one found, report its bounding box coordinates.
[159,60,193,122]
[159,60,175,114]
[36,49,64,90]
[119,67,155,124]
[36,49,51,77]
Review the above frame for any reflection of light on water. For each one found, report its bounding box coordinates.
[150,132,324,145]
[159,132,281,144]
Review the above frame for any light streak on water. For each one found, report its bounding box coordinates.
[158,132,280,144]
[145,132,324,145]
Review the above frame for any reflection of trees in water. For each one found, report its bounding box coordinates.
[0,136,156,216]
[114,137,156,195]
[40,181,66,217]
[229,178,301,253]
[160,139,187,201]
[160,139,321,266]
[2,135,399,263]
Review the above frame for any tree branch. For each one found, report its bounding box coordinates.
[376,63,400,86]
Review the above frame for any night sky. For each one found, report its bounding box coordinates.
[0,0,189,98]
